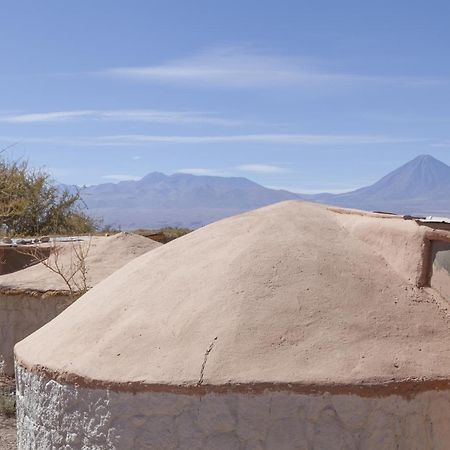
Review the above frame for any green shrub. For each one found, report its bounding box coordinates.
[0,151,98,236]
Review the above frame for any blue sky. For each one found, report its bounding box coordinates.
[1,0,450,193]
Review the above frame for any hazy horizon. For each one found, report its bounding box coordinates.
[51,154,450,197]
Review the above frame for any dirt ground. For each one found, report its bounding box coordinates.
[0,416,16,450]
[0,376,16,449]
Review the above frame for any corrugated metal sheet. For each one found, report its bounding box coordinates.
[416,216,450,224]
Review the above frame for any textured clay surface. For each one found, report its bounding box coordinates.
[15,201,450,388]
[16,366,450,450]
[0,232,161,293]
[0,294,73,376]
[0,232,160,376]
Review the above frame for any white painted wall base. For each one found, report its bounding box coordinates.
[15,365,450,450]
[0,295,73,376]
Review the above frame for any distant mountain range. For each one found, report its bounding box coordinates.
[76,173,298,229]
[73,154,450,229]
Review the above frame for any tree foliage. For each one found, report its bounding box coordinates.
[0,154,97,236]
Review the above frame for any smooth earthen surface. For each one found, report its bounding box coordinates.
[0,233,160,376]
[15,201,450,388]
[14,201,450,449]
[0,232,161,293]
[0,294,72,376]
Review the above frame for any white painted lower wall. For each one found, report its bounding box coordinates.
[0,295,73,376]
[15,365,450,450]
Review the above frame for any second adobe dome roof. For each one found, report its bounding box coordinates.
[15,201,450,393]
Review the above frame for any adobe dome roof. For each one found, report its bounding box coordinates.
[15,201,450,394]
[0,232,161,294]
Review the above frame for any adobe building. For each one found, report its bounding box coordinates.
[14,201,450,449]
[0,232,160,376]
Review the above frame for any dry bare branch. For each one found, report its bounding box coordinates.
[17,237,92,298]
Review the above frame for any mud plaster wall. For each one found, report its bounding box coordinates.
[334,214,427,286]
[15,366,450,450]
[0,246,50,276]
[1,295,73,376]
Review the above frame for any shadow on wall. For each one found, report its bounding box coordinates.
[430,241,450,300]
[0,293,73,376]
[0,246,50,276]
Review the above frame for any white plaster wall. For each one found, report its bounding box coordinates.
[15,365,450,450]
[0,295,73,376]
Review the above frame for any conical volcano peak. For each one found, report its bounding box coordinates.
[413,154,438,162]
[353,154,450,197]
[408,154,448,170]
[312,154,450,215]
[399,154,450,182]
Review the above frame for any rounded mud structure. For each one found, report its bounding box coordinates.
[15,201,450,449]
[0,233,160,376]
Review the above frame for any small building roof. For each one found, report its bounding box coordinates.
[0,232,161,294]
[15,201,450,394]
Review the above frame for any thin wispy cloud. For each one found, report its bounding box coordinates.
[174,168,219,176]
[102,174,142,181]
[236,164,288,173]
[2,111,93,123]
[0,133,424,147]
[90,133,420,146]
[431,140,450,148]
[266,183,365,194]
[267,185,358,194]
[98,46,446,89]
[101,47,299,88]
[0,109,241,126]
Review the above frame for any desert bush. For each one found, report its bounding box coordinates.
[0,150,97,236]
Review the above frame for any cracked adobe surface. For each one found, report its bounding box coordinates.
[15,201,450,392]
